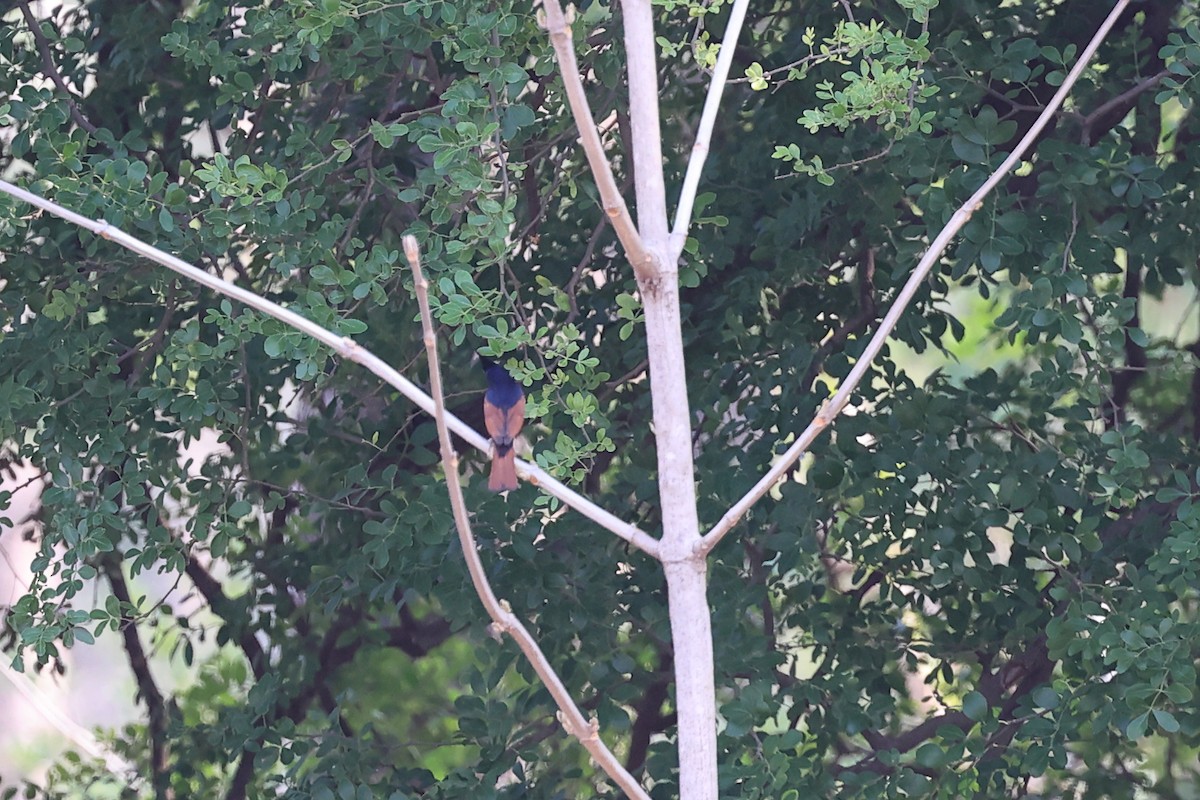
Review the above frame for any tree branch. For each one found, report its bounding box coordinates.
[625,650,673,774]
[183,552,267,680]
[103,559,174,800]
[224,750,256,800]
[613,4,718,796]
[1081,68,1171,146]
[1189,340,1200,442]
[406,236,652,800]
[17,2,98,135]
[220,615,361,800]
[698,0,1135,556]
[668,0,751,261]
[384,604,453,657]
[802,248,878,391]
[0,177,659,559]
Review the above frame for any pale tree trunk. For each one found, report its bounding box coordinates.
[620,0,719,796]
[641,279,717,800]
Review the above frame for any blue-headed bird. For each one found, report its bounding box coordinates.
[481,358,525,492]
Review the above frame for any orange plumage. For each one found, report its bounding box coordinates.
[482,360,525,492]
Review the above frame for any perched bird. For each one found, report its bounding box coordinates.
[481,357,525,492]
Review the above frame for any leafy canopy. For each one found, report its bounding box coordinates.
[2,0,1200,798]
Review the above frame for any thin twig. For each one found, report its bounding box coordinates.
[292,103,443,184]
[774,137,897,184]
[405,236,652,800]
[698,0,1134,556]
[563,217,609,324]
[0,178,659,558]
[726,46,854,85]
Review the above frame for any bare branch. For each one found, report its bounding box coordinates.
[0,178,659,558]
[669,0,751,261]
[539,0,658,279]
[698,0,1134,556]
[405,236,652,800]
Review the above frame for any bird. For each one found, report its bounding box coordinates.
[481,357,525,492]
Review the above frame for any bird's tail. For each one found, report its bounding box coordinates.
[489,448,518,492]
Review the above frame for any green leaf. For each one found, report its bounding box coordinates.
[808,460,845,490]
[914,742,945,768]
[1153,709,1180,733]
[962,691,988,721]
[1032,686,1059,710]
[951,135,986,163]
[1126,712,1149,739]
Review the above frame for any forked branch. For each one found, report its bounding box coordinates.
[540,0,658,278]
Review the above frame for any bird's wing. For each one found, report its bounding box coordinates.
[505,393,526,440]
[483,398,510,443]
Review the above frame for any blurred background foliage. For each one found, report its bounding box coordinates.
[2,0,1200,797]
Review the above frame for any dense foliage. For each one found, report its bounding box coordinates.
[3,0,1200,797]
